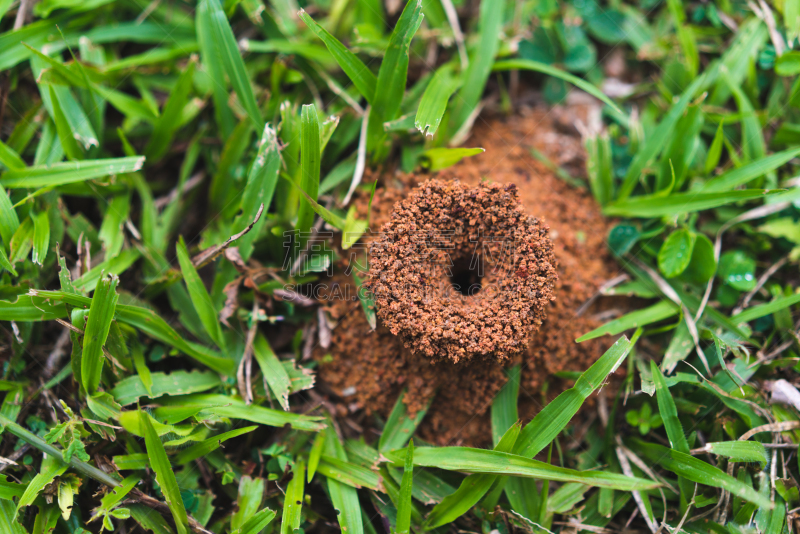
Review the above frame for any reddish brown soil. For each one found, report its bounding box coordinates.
[316,103,619,446]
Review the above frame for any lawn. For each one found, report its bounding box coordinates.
[0,0,798,532]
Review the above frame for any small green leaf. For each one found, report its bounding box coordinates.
[658,229,696,278]
[718,250,756,291]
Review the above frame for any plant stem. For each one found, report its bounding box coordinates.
[0,413,120,488]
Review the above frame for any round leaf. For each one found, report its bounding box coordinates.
[658,229,696,278]
[681,233,716,284]
[608,224,640,256]
[718,250,756,291]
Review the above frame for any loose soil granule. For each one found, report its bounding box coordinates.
[316,103,619,446]
[368,180,557,363]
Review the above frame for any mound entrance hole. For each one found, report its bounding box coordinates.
[449,256,483,295]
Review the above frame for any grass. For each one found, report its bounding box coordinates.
[0,0,798,532]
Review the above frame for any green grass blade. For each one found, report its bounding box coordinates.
[240,509,277,534]
[72,248,140,293]
[81,275,119,394]
[617,72,708,200]
[29,289,234,374]
[1,157,144,188]
[174,426,257,465]
[48,86,83,161]
[98,193,131,259]
[632,439,772,509]
[158,393,326,431]
[0,139,25,170]
[298,10,377,104]
[307,432,325,482]
[731,292,800,324]
[197,0,235,139]
[15,454,67,517]
[493,59,621,113]
[491,365,520,446]
[450,0,505,132]
[9,216,33,264]
[296,104,322,246]
[141,410,189,534]
[415,62,461,137]
[700,147,800,192]
[368,0,424,155]
[577,301,678,342]
[111,370,221,405]
[651,361,694,509]
[419,147,484,171]
[31,210,49,266]
[316,456,381,490]
[0,185,19,245]
[426,423,519,528]
[603,189,781,218]
[253,334,292,411]
[281,462,305,534]
[324,427,364,534]
[396,440,414,534]
[176,236,227,352]
[144,60,196,162]
[515,332,639,458]
[204,0,264,130]
[379,389,433,452]
[386,447,659,491]
[236,124,281,261]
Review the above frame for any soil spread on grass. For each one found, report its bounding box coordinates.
[315,103,620,446]
[367,179,557,363]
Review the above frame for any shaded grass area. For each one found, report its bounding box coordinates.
[0,0,798,532]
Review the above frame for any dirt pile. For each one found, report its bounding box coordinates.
[316,102,619,445]
[368,180,557,363]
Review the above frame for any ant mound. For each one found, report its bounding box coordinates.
[367,180,557,363]
[316,105,618,446]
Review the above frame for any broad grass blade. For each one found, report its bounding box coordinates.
[385,447,659,491]
[298,10,377,104]
[1,157,144,188]
[379,389,432,452]
[81,275,119,394]
[281,460,305,534]
[396,440,414,534]
[176,236,227,352]
[203,0,264,130]
[296,104,321,248]
[493,59,621,113]
[515,332,639,458]
[141,410,189,534]
[603,189,781,218]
